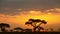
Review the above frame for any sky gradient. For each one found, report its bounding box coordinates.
[0,0,60,31]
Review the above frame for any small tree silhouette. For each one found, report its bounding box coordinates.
[25,19,47,32]
[0,23,10,32]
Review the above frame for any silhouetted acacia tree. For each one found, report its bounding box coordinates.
[25,19,47,32]
[0,23,10,32]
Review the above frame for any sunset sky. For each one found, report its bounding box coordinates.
[0,0,60,31]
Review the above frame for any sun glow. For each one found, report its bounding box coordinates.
[0,10,60,24]
[14,10,60,25]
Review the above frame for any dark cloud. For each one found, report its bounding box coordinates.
[0,8,23,15]
[0,0,60,15]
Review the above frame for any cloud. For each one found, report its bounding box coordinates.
[0,8,60,15]
[0,0,60,15]
[45,8,60,14]
[0,8,23,15]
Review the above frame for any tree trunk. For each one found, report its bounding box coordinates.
[33,27,36,32]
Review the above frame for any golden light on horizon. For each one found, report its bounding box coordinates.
[0,10,60,24]
[0,8,60,30]
[13,10,60,25]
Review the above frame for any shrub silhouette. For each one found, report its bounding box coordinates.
[24,29,32,32]
[0,23,10,32]
[14,27,24,32]
[49,28,54,32]
[10,29,13,32]
[58,28,60,32]
[25,19,47,32]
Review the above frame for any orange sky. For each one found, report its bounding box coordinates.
[0,8,60,31]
